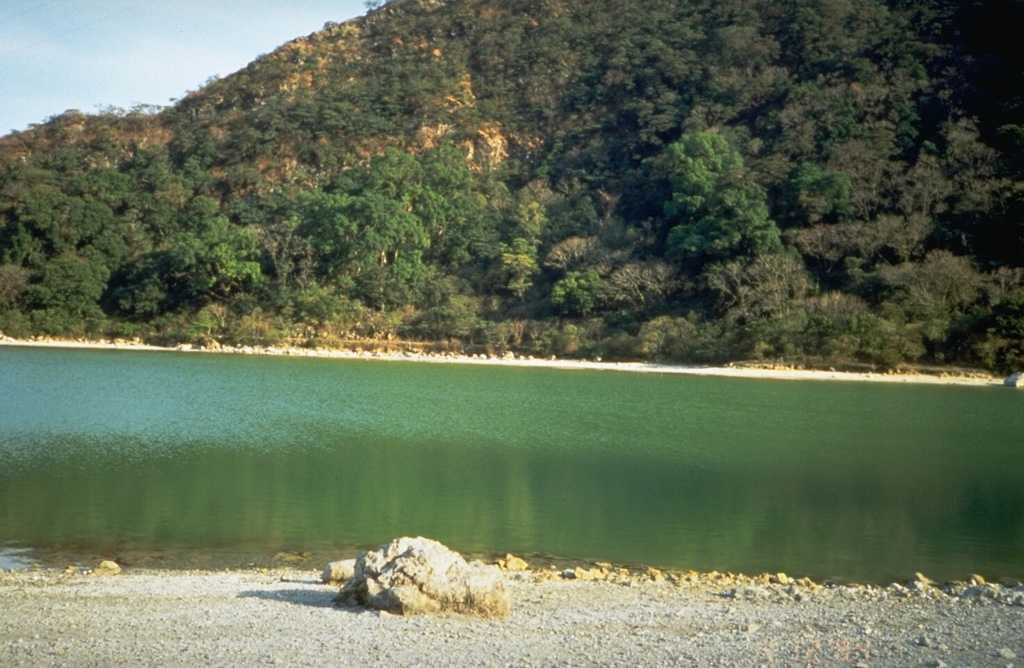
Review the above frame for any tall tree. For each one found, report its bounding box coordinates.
[663,131,781,272]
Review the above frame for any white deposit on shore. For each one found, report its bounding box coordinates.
[0,336,1003,386]
[1,567,1023,667]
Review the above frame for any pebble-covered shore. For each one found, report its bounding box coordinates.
[2,565,1022,667]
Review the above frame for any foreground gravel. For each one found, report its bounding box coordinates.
[2,567,1022,667]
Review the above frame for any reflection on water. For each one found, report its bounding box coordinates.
[1,346,1022,582]
[0,546,35,569]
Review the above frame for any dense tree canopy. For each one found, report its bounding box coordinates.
[1,0,1022,371]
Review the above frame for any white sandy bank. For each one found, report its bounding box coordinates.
[0,335,1003,387]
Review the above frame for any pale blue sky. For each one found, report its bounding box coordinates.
[0,1,368,135]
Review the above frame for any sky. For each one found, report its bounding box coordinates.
[0,1,369,135]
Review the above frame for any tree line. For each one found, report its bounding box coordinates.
[1,0,1022,371]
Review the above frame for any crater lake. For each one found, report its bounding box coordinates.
[1,345,1022,582]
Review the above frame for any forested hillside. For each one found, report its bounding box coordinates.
[1,0,1022,370]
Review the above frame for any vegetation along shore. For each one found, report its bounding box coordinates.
[2,0,1024,375]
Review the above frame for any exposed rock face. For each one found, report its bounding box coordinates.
[321,559,357,583]
[335,537,509,617]
[1004,372,1024,387]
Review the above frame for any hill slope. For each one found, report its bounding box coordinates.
[1,0,1022,370]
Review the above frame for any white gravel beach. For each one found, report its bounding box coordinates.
[0,336,1004,387]
[2,566,1023,667]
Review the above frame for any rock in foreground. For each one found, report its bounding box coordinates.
[336,537,509,617]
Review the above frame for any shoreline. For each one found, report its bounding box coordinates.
[2,564,1022,666]
[4,541,1019,589]
[5,553,1020,591]
[0,335,1003,386]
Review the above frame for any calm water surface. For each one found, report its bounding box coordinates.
[1,346,1022,582]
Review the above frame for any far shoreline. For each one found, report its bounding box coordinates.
[0,334,1005,387]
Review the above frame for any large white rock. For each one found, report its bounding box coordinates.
[335,537,509,617]
[1004,372,1024,388]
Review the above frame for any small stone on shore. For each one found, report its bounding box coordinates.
[645,566,666,583]
[93,560,121,576]
[913,571,934,585]
[321,559,356,583]
[497,554,528,572]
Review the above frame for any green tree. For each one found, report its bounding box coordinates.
[416,143,489,269]
[663,132,781,271]
[296,190,359,283]
[551,269,602,316]
[347,191,428,308]
[165,210,263,305]
[782,162,852,226]
[499,237,539,304]
[23,253,110,334]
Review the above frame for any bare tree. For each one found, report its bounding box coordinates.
[259,217,315,292]
[706,253,812,323]
[879,250,982,315]
[605,261,675,311]
[984,266,1024,305]
[544,236,603,271]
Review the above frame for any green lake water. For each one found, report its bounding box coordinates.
[1,345,1022,582]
